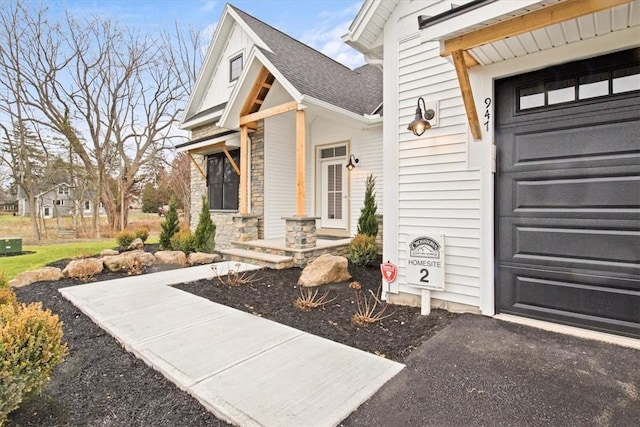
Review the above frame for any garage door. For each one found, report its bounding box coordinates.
[495,49,640,338]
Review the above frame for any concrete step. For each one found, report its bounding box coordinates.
[220,248,294,270]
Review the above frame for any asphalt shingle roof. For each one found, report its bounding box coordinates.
[231,6,382,117]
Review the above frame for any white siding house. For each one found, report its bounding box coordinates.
[178,4,384,267]
[344,0,640,338]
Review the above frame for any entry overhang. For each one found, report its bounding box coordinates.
[419,0,638,141]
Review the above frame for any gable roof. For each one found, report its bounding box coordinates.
[230,6,382,117]
[181,4,382,130]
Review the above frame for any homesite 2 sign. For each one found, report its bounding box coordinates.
[406,235,445,291]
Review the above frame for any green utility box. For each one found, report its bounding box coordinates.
[0,237,22,255]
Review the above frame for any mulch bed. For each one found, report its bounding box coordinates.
[8,254,456,426]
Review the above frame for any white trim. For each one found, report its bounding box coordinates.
[381,33,401,299]
[494,314,640,350]
[419,0,546,43]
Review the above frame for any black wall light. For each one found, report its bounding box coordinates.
[407,97,435,136]
[346,154,359,171]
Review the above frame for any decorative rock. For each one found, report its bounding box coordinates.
[297,254,351,287]
[100,249,119,256]
[187,252,221,265]
[127,238,144,251]
[155,250,187,265]
[103,250,156,272]
[63,258,104,279]
[9,267,64,288]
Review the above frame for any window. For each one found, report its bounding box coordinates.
[207,150,240,210]
[58,185,69,195]
[55,199,64,206]
[517,63,640,111]
[229,54,243,82]
[84,200,91,211]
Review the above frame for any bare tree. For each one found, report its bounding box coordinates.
[164,153,191,225]
[0,2,200,235]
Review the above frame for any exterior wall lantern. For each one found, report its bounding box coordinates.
[407,97,435,136]
[346,154,359,171]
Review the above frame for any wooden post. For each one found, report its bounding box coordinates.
[239,125,249,215]
[296,109,306,216]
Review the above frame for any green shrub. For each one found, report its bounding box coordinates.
[193,197,215,253]
[170,229,196,254]
[134,227,149,243]
[357,174,379,237]
[348,233,378,266]
[0,290,67,425]
[115,229,136,249]
[159,199,180,249]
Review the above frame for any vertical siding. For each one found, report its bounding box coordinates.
[264,112,296,238]
[201,23,253,110]
[395,30,481,308]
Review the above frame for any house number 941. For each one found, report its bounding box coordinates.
[484,97,492,132]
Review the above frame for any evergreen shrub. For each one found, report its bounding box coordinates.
[348,234,378,266]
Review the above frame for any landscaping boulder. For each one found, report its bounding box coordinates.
[63,258,104,279]
[298,254,351,287]
[100,249,119,256]
[9,267,64,288]
[187,252,221,265]
[127,238,144,251]
[155,250,187,266]
[103,250,156,272]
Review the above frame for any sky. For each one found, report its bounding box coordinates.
[51,0,367,69]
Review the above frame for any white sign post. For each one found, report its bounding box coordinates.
[406,235,445,315]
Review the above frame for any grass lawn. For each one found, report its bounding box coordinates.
[1,240,117,280]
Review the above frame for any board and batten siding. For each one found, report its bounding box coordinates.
[395,32,481,309]
[264,112,297,239]
[200,22,253,111]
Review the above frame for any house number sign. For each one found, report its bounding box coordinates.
[406,234,445,291]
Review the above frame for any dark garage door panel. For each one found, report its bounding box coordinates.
[495,50,640,338]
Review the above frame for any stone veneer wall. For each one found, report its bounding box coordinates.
[188,121,266,250]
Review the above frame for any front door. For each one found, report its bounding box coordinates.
[319,146,348,230]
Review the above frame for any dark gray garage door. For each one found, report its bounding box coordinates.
[495,49,640,338]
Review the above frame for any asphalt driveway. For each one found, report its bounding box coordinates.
[343,314,639,426]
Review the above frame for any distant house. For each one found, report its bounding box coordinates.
[17,182,105,218]
[179,4,383,267]
[0,197,17,214]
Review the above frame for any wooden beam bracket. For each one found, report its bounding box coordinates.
[452,50,482,140]
[187,152,206,180]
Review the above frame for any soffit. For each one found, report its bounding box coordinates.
[422,0,639,66]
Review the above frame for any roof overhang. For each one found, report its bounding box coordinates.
[175,130,240,154]
[419,0,639,140]
[180,103,226,131]
[342,0,399,61]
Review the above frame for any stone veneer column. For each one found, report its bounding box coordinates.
[232,215,259,242]
[284,216,319,250]
[251,121,265,239]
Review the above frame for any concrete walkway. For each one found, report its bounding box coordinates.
[59,262,404,427]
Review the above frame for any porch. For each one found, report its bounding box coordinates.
[220,235,351,269]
